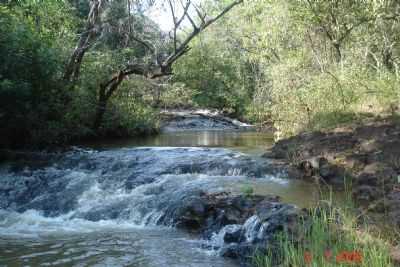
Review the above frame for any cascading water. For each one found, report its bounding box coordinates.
[0,132,316,266]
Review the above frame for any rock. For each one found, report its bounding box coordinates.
[265,119,400,240]
[295,157,346,186]
[390,246,400,266]
[160,109,254,132]
[173,194,208,229]
[353,185,381,207]
[286,166,304,179]
[299,160,315,178]
[359,139,379,153]
[169,191,301,265]
[223,225,243,243]
[219,243,256,260]
[387,190,400,227]
[318,159,346,186]
[353,164,397,204]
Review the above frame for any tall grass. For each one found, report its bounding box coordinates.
[254,186,394,267]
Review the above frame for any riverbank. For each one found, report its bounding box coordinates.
[262,116,400,265]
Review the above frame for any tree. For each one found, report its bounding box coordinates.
[94,0,243,129]
[63,0,106,82]
[300,0,374,62]
[62,0,243,130]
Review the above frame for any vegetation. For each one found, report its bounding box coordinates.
[173,0,400,136]
[241,185,254,197]
[0,0,242,148]
[1,0,399,265]
[254,189,395,267]
[1,0,399,148]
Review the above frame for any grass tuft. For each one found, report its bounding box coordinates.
[254,190,394,267]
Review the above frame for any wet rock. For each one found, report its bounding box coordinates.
[218,202,300,263]
[170,191,301,265]
[286,166,304,180]
[219,243,255,259]
[161,110,254,132]
[223,225,243,243]
[318,158,346,186]
[293,157,346,185]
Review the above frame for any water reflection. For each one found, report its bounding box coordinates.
[83,131,274,154]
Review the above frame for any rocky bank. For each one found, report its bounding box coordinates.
[160,109,254,132]
[264,117,400,228]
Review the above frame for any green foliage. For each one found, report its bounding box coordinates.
[160,82,198,109]
[2,0,400,148]
[240,185,254,197]
[101,78,160,136]
[0,6,67,147]
[172,0,400,137]
[173,26,255,116]
[254,203,394,267]
[0,2,160,148]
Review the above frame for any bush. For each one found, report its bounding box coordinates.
[0,7,68,147]
[268,62,400,138]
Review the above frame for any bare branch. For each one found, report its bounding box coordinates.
[200,0,242,29]
[94,0,243,129]
[164,0,242,68]
[131,34,155,52]
[192,2,206,24]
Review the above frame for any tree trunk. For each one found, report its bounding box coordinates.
[93,86,107,131]
[93,72,126,131]
[93,100,107,131]
[63,0,103,82]
[333,43,342,63]
[64,48,87,82]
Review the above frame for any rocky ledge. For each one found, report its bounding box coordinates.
[160,109,254,132]
[165,191,302,266]
[263,118,400,227]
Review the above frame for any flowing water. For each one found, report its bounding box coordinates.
[0,131,318,267]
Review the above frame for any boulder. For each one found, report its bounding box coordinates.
[170,191,302,265]
[353,164,397,207]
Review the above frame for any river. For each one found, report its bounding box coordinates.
[0,131,318,267]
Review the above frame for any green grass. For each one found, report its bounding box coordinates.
[254,185,394,267]
[241,185,255,197]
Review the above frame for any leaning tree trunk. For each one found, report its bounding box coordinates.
[333,42,342,63]
[93,87,108,131]
[93,71,126,131]
[64,47,87,82]
[63,0,104,83]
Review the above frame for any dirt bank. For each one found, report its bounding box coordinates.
[264,117,400,228]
